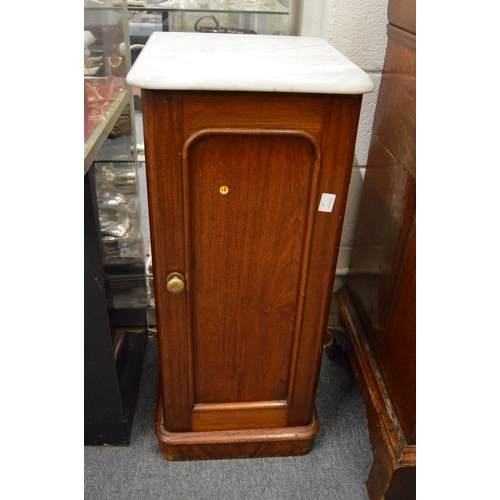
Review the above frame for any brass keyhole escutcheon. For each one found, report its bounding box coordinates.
[166,272,185,294]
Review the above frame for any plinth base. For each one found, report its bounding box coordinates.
[155,390,320,461]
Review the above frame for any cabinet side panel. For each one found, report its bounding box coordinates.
[288,95,363,426]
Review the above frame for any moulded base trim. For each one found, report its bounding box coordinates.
[154,390,320,461]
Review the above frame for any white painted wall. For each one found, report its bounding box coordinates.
[301,0,389,287]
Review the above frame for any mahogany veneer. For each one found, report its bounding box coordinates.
[140,87,365,460]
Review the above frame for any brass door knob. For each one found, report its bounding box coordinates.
[166,272,185,294]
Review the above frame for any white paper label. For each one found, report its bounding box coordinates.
[318,193,336,213]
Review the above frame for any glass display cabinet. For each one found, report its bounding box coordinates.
[84,0,148,446]
[126,0,291,47]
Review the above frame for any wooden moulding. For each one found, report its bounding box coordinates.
[154,387,320,461]
[336,286,415,500]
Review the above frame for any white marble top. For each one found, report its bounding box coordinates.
[126,32,374,95]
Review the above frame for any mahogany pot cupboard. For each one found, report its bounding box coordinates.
[126,32,374,461]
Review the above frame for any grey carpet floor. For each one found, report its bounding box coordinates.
[84,337,373,500]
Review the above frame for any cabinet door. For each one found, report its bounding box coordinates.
[142,90,361,433]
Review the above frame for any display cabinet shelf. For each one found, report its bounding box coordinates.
[84,86,130,173]
[123,1,288,15]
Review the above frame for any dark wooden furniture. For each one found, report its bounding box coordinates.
[84,168,147,446]
[335,0,416,498]
[130,33,373,461]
